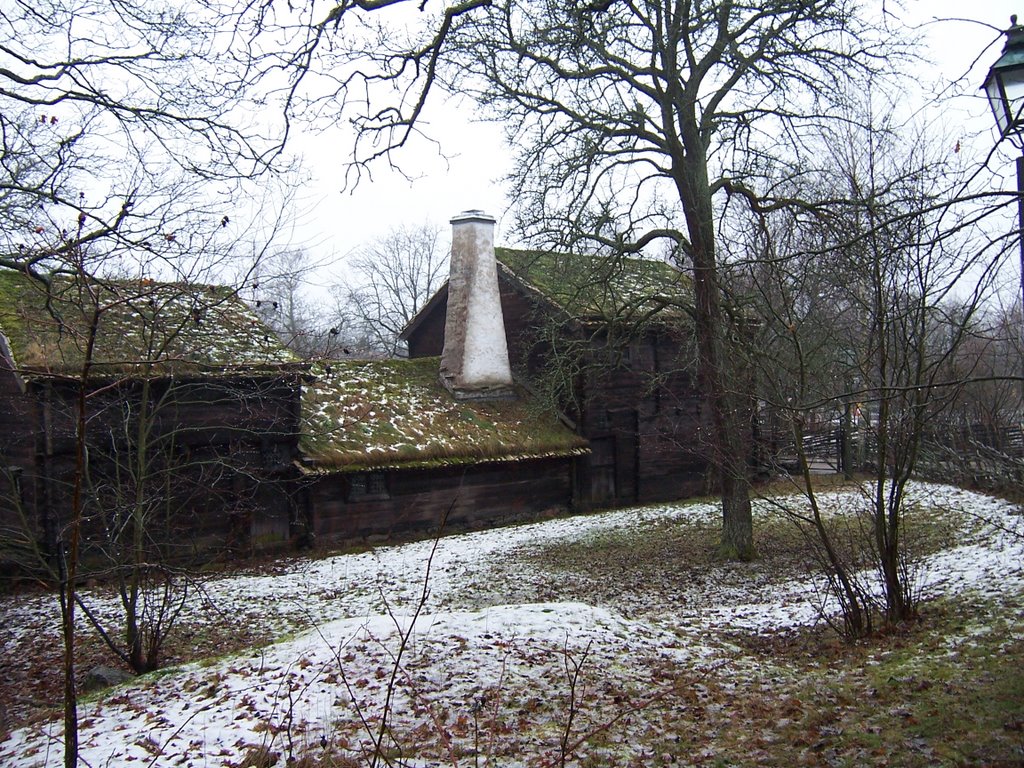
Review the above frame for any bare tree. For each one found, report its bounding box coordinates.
[0,0,288,286]
[264,0,493,187]
[938,303,1024,447]
[743,89,1007,633]
[0,206,304,767]
[344,222,449,356]
[251,248,359,359]
[414,0,905,560]
[0,5,303,761]
[249,0,910,559]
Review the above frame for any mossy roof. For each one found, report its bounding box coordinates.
[495,248,692,322]
[300,357,589,472]
[0,269,297,378]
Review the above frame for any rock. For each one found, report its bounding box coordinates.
[82,665,134,692]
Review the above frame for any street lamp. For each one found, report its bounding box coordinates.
[984,15,1024,313]
[984,16,1024,139]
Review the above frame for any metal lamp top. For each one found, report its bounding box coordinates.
[985,15,1024,145]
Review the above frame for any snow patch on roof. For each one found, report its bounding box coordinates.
[300,357,587,470]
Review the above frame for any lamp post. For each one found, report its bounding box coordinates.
[984,14,1024,314]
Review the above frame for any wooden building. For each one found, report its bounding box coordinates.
[402,242,713,508]
[0,271,305,569]
[296,356,587,544]
[296,212,588,545]
[0,223,589,563]
[0,210,721,565]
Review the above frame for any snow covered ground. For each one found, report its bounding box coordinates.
[1,481,1021,766]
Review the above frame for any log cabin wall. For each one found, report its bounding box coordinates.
[0,371,304,570]
[0,359,38,562]
[570,331,708,506]
[496,270,711,504]
[308,457,575,545]
[405,293,447,358]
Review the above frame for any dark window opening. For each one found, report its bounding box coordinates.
[349,471,389,500]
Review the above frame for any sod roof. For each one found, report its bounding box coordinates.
[495,248,692,322]
[300,357,589,472]
[0,269,297,378]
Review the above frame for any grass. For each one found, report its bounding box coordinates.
[703,591,1024,767]
[495,247,692,321]
[0,269,294,374]
[296,593,1023,767]
[459,488,1022,765]
[2,483,1021,766]
[300,357,587,470]
[512,483,963,609]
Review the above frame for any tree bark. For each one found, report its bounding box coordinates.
[676,132,756,561]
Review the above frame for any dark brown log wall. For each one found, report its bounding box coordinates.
[0,361,39,563]
[0,371,303,572]
[309,457,575,544]
[0,370,33,470]
[574,334,708,505]
[404,289,448,359]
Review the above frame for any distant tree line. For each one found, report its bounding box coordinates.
[250,222,448,360]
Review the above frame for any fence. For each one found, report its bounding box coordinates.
[761,419,1024,493]
[760,423,857,475]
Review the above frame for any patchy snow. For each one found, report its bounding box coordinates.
[300,357,586,470]
[1,481,1021,766]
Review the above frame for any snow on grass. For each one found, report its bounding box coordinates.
[1,481,1021,766]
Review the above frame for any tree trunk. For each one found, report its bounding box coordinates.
[719,471,754,560]
[59,583,78,768]
[62,283,103,768]
[676,141,756,561]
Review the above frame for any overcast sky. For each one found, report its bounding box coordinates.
[284,2,1024,283]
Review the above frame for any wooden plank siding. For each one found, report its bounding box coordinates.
[404,287,448,359]
[0,371,304,569]
[0,360,39,571]
[573,334,709,505]
[307,457,576,544]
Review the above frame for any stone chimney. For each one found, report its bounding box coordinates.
[440,210,515,400]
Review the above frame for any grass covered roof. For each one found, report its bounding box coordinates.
[0,269,297,378]
[300,357,589,472]
[495,247,692,322]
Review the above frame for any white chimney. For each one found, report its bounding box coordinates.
[440,210,515,400]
